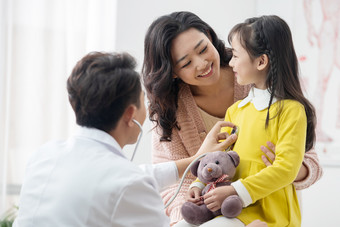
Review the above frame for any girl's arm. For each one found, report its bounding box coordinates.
[206,101,307,211]
[235,102,307,205]
[260,142,323,190]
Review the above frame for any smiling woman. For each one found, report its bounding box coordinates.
[171,28,221,85]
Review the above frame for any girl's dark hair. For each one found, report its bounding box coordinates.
[228,15,316,151]
[67,52,141,132]
[142,11,231,141]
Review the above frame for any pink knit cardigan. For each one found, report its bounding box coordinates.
[152,83,323,226]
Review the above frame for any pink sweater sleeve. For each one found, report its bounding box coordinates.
[293,149,323,190]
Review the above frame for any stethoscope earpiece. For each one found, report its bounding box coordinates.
[130,119,143,161]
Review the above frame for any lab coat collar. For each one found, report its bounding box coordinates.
[238,87,278,111]
[74,126,126,159]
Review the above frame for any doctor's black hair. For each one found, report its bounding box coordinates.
[67,52,141,132]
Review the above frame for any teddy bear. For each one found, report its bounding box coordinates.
[181,150,243,225]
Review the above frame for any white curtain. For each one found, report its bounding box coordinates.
[0,0,117,214]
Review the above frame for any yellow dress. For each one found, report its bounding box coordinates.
[222,98,306,226]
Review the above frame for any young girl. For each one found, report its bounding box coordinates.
[186,15,317,226]
[142,12,322,226]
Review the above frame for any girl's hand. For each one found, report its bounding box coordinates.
[186,187,203,205]
[260,141,308,182]
[203,185,237,212]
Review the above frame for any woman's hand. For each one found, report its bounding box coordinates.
[203,185,237,212]
[195,121,237,158]
[260,141,276,166]
[186,187,203,205]
[176,121,237,178]
[260,141,308,182]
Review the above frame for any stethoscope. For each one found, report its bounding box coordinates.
[131,119,143,162]
[131,118,238,209]
[130,118,181,208]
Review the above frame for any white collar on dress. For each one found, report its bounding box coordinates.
[238,87,278,111]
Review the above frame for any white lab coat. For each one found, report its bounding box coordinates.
[13,126,178,227]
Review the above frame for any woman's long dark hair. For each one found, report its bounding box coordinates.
[142,11,231,141]
[228,15,316,151]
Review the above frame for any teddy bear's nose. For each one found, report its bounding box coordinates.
[207,167,212,172]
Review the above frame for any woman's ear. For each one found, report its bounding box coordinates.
[256,54,269,71]
[123,105,137,127]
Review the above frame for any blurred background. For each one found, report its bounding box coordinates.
[1,0,339,226]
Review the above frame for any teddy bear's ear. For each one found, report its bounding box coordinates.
[190,160,201,177]
[227,151,240,167]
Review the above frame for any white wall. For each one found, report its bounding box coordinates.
[114,1,339,226]
[301,166,340,226]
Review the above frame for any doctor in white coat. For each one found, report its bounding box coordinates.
[13,52,238,227]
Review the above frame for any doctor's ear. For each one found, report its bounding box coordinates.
[256,54,269,71]
[123,105,137,127]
